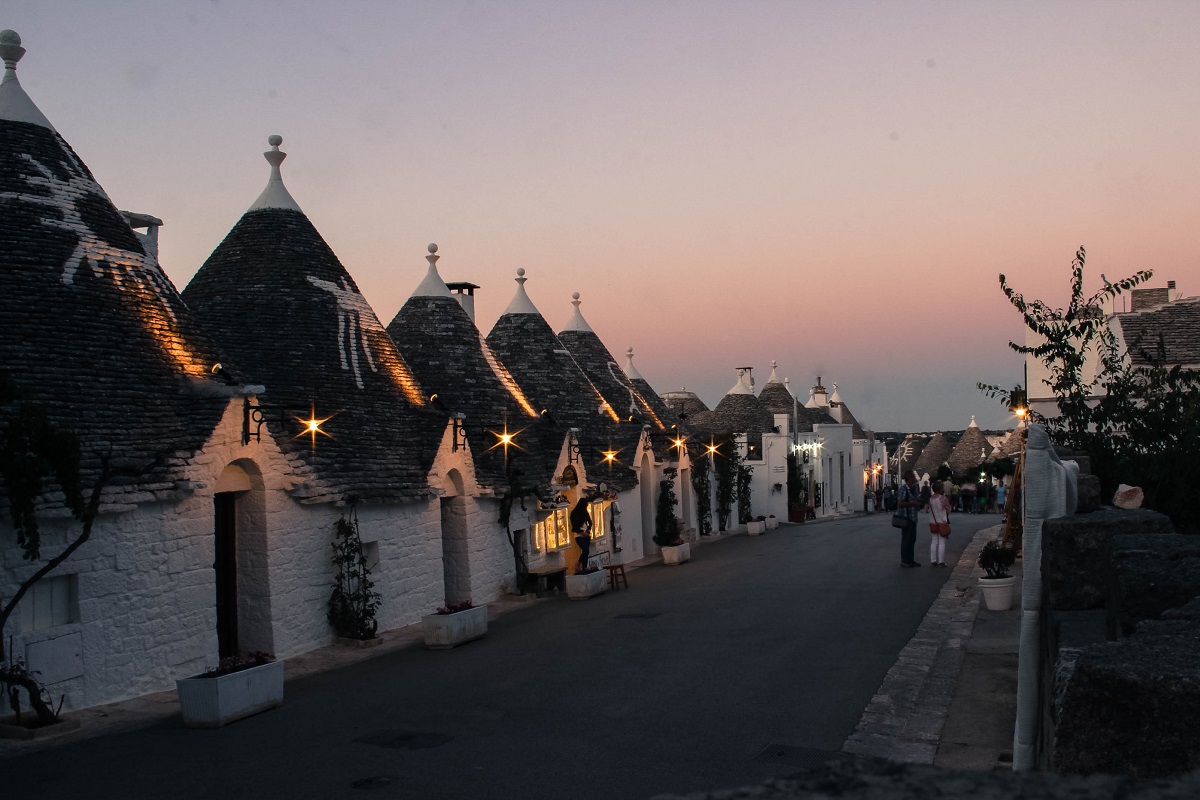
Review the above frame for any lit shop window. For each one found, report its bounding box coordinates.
[533,507,572,552]
[589,500,607,540]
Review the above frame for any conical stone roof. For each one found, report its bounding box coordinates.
[758,372,796,432]
[183,138,444,503]
[990,428,1026,461]
[709,372,776,450]
[486,272,640,492]
[947,418,993,474]
[913,432,953,476]
[0,31,227,493]
[891,436,925,476]
[386,245,555,492]
[557,295,671,454]
[623,348,685,458]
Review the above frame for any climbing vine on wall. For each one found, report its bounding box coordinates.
[690,450,712,536]
[736,449,753,524]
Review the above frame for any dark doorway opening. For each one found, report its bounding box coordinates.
[215,491,239,658]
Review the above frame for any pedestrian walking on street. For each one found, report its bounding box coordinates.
[919,480,932,510]
[928,481,952,567]
[897,470,922,567]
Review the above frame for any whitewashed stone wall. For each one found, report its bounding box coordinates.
[1,396,451,712]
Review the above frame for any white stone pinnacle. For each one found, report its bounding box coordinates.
[247,134,303,213]
[502,267,540,315]
[562,290,593,332]
[411,241,451,298]
[622,347,645,381]
[0,30,56,130]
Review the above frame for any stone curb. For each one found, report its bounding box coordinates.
[842,524,1002,763]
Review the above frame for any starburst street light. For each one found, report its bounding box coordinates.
[294,404,334,452]
[487,419,524,464]
[705,439,720,457]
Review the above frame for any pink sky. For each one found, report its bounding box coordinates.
[7,1,1198,430]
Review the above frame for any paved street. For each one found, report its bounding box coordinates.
[3,513,1000,800]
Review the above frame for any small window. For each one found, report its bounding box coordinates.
[23,574,79,631]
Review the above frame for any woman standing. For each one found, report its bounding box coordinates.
[569,497,593,574]
[928,481,952,567]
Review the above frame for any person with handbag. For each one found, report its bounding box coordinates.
[928,481,952,567]
[896,470,922,567]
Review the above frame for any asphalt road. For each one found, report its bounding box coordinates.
[4,512,999,800]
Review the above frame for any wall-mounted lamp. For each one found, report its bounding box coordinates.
[567,427,582,464]
[602,447,618,467]
[1008,386,1028,426]
[244,398,331,450]
[451,412,468,452]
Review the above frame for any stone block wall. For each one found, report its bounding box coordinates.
[1042,508,1200,778]
[1042,509,1173,610]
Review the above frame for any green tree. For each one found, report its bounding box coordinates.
[980,246,1200,530]
[654,467,682,547]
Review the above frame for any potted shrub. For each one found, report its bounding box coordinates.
[565,566,608,600]
[766,514,779,530]
[655,468,690,564]
[978,540,1018,611]
[421,601,488,649]
[747,515,767,535]
[176,652,283,728]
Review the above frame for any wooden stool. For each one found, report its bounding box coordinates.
[605,563,628,591]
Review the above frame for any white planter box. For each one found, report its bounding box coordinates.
[566,570,608,600]
[766,518,779,530]
[747,520,766,535]
[177,659,284,728]
[661,542,691,565]
[421,604,488,649]
[979,576,1017,611]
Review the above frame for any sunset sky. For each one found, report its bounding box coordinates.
[7,1,1198,431]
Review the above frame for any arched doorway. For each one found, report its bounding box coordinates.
[440,469,470,604]
[213,460,271,658]
[640,453,656,555]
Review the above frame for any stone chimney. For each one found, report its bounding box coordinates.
[120,210,163,261]
[445,281,479,323]
[1168,280,1178,302]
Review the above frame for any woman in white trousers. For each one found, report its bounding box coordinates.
[928,481,952,567]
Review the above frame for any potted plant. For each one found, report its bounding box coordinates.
[655,469,690,564]
[176,651,283,728]
[421,601,488,649]
[766,514,779,530]
[565,565,608,600]
[977,540,1018,611]
[747,515,767,535]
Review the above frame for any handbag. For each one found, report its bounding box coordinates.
[929,522,951,537]
[891,513,909,529]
